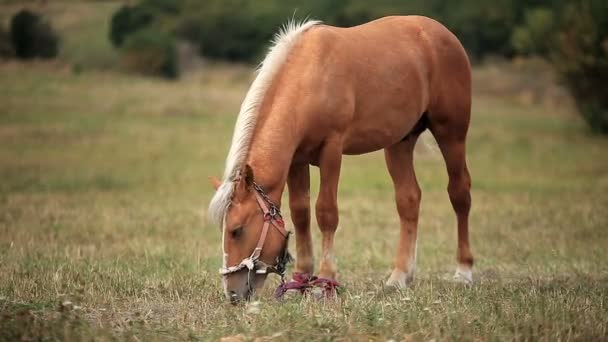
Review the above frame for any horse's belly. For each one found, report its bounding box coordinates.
[343,137,392,155]
[341,110,417,155]
[342,131,404,155]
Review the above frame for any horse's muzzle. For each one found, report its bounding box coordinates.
[223,270,267,303]
[227,289,250,304]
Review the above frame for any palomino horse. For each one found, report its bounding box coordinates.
[209,16,474,302]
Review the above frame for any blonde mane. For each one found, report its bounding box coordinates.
[208,19,321,224]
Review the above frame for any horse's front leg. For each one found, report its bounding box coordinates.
[315,138,343,280]
[287,163,314,275]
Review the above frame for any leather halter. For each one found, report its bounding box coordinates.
[219,182,291,280]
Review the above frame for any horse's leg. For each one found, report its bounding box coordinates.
[429,111,474,284]
[315,138,343,280]
[287,163,314,275]
[384,134,422,287]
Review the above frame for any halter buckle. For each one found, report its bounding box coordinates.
[263,212,273,222]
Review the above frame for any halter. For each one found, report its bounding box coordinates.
[219,182,292,283]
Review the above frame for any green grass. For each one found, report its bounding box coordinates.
[1,3,608,339]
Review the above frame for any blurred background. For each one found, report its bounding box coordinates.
[0,0,606,132]
[1,0,607,340]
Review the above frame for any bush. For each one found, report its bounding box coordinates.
[551,0,608,133]
[121,28,178,79]
[175,0,281,62]
[439,0,522,60]
[511,8,556,56]
[109,5,154,47]
[10,10,59,59]
[142,0,180,14]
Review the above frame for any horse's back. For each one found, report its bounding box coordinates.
[317,15,470,87]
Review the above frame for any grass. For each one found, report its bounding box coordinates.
[1,63,607,342]
[1,2,608,341]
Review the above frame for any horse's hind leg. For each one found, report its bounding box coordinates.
[385,134,422,288]
[428,107,474,284]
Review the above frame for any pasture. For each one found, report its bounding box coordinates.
[1,2,608,341]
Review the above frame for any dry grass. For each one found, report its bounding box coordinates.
[1,58,607,341]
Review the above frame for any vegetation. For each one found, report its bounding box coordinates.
[512,0,608,134]
[107,0,569,63]
[109,4,154,47]
[9,9,58,59]
[551,0,608,134]
[121,27,178,79]
[109,2,180,78]
[511,8,556,57]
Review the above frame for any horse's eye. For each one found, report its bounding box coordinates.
[231,226,244,239]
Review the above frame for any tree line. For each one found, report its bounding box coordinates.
[110,0,567,64]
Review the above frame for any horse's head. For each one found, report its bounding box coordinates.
[210,165,291,303]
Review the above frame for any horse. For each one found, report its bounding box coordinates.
[209,16,474,303]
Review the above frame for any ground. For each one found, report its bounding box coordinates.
[1,2,608,341]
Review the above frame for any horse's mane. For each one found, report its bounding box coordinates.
[208,19,321,224]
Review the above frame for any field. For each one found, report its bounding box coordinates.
[2,2,608,341]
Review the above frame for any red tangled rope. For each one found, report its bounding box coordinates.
[275,272,340,299]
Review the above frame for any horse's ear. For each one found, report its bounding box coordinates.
[235,165,254,196]
[243,164,254,188]
[209,176,221,190]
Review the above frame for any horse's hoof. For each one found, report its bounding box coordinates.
[310,286,326,300]
[310,277,340,299]
[453,266,473,285]
[274,273,314,299]
[386,268,414,288]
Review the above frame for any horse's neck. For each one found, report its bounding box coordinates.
[245,111,296,207]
